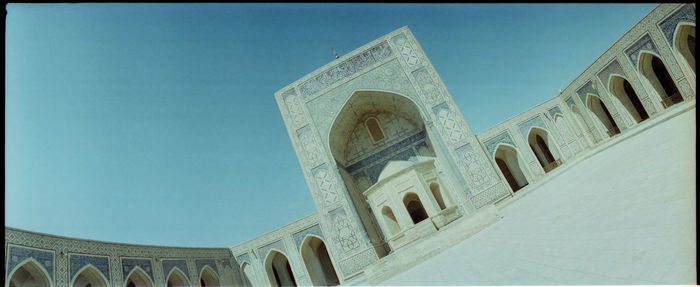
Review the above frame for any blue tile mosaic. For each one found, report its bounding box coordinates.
[596,60,625,90]
[69,254,110,282]
[518,115,548,139]
[566,97,576,109]
[576,81,599,104]
[299,41,393,99]
[625,34,659,68]
[659,4,696,45]
[195,259,218,275]
[484,131,516,157]
[121,258,153,283]
[365,148,417,183]
[345,130,426,173]
[235,253,250,265]
[221,259,232,270]
[6,245,54,280]
[293,224,325,250]
[549,106,563,118]
[162,259,189,279]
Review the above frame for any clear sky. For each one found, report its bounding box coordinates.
[5,3,657,247]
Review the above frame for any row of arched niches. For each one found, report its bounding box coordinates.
[5,4,695,287]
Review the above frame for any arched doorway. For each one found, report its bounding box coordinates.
[493,144,530,192]
[300,236,340,286]
[240,263,254,287]
[327,90,460,258]
[124,267,152,287]
[381,206,401,236]
[166,268,190,287]
[639,53,682,108]
[403,193,428,224]
[429,182,446,210]
[199,266,219,287]
[7,259,52,287]
[586,95,619,137]
[527,127,561,173]
[264,251,297,287]
[609,76,649,123]
[72,265,108,287]
[674,24,695,74]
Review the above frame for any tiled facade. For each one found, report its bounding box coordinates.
[5,3,695,287]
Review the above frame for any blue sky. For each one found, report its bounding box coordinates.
[5,3,656,247]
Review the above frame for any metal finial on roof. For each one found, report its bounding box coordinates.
[331,47,339,59]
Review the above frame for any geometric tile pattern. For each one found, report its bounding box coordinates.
[518,115,548,139]
[596,60,626,91]
[484,131,516,157]
[69,254,110,282]
[195,259,218,276]
[625,34,659,68]
[576,81,599,104]
[293,224,325,250]
[659,4,696,45]
[548,106,563,118]
[121,258,153,283]
[6,245,54,280]
[162,259,189,279]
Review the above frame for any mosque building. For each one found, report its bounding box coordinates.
[5,3,695,287]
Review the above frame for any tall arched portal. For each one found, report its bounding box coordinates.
[166,268,190,287]
[199,266,219,287]
[527,128,561,173]
[587,95,619,137]
[674,24,695,74]
[639,53,682,108]
[403,193,429,224]
[7,259,52,287]
[72,265,108,287]
[493,144,529,192]
[609,76,649,123]
[264,251,297,287]
[328,90,459,257]
[300,236,340,286]
[124,268,152,287]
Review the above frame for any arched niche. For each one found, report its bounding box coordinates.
[165,267,190,287]
[264,250,297,287]
[639,52,682,108]
[72,265,108,287]
[199,266,219,287]
[608,75,649,123]
[402,192,429,224]
[570,105,597,145]
[327,90,459,258]
[300,236,340,286]
[239,263,254,287]
[493,144,530,192]
[7,258,52,287]
[674,23,695,75]
[527,127,562,173]
[429,182,446,210]
[381,206,401,236]
[124,267,152,287]
[586,94,619,137]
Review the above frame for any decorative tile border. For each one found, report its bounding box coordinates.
[659,4,696,45]
[69,253,110,282]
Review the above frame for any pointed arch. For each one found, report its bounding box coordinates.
[71,264,108,287]
[429,182,447,210]
[239,262,254,287]
[381,205,401,236]
[638,51,682,108]
[300,235,340,286]
[493,143,531,192]
[263,250,297,287]
[199,265,219,287]
[527,127,562,172]
[165,267,190,287]
[608,74,649,123]
[586,94,619,137]
[673,22,695,74]
[124,266,152,287]
[570,104,597,145]
[6,258,53,287]
[403,192,428,224]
